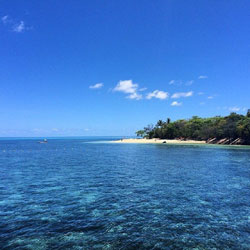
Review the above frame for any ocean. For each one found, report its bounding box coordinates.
[0,137,249,249]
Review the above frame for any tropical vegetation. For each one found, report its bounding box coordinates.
[136,110,250,145]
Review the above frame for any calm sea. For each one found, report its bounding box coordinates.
[0,137,249,249]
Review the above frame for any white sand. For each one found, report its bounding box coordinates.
[112,138,206,144]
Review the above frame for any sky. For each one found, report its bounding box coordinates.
[0,0,249,136]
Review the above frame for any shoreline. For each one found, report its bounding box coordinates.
[111,138,206,144]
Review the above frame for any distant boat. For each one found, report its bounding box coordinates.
[39,139,48,143]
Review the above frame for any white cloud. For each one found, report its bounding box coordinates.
[171,91,193,99]
[169,80,182,86]
[198,75,208,79]
[146,90,169,100]
[171,101,182,106]
[127,92,142,100]
[220,106,245,112]
[169,79,194,86]
[200,102,205,105]
[2,16,30,33]
[1,15,9,24]
[198,92,204,95]
[89,83,103,89]
[52,128,59,132]
[185,80,194,86]
[113,80,142,100]
[229,107,240,112]
[13,21,25,33]
[114,80,138,94]
[208,96,214,99]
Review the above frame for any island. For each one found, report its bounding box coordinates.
[114,110,250,145]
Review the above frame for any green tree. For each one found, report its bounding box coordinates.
[237,117,250,143]
[137,112,250,144]
[144,124,154,138]
[247,109,250,118]
[136,130,146,138]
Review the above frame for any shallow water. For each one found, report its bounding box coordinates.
[0,138,249,249]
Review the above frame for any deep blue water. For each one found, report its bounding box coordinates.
[0,137,250,249]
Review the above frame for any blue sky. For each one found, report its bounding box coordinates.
[0,0,249,136]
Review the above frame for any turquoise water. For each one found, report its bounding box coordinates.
[0,138,249,249]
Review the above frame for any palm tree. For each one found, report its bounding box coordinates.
[157,120,164,127]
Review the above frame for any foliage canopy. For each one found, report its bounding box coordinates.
[136,112,250,145]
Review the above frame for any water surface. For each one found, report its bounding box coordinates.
[0,138,249,249]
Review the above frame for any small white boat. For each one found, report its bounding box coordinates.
[39,139,48,143]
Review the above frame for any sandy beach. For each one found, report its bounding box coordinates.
[112,138,206,144]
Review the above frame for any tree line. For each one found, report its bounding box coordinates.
[136,110,250,145]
